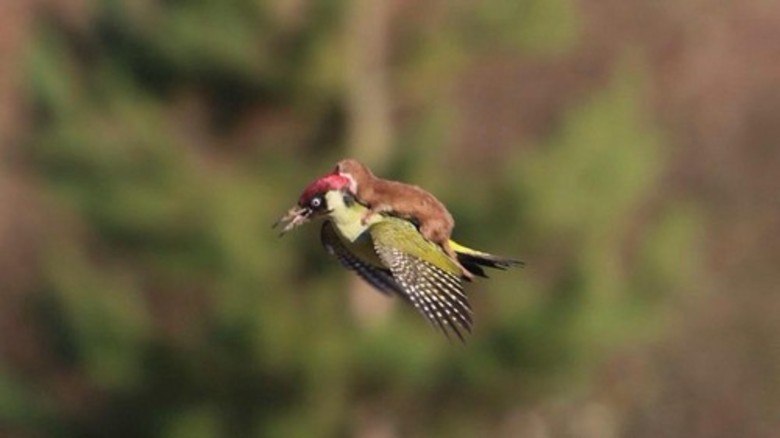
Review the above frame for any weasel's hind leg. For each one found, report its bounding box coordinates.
[420,221,475,281]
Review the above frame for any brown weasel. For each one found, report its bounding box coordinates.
[335,158,474,280]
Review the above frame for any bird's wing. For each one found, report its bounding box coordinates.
[320,220,404,297]
[371,217,462,274]
[370,221,473,341]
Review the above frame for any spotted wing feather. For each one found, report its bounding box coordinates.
[320,221,404,296]
[373,245,473,341]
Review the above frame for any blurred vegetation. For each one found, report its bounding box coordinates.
[11,0,780,436]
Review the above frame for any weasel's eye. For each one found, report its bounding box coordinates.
[310,197,322,209]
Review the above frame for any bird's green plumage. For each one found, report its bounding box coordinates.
[322,190,471,339]
[323,191,462,274]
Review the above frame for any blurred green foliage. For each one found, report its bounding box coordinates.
[3,0,699,436]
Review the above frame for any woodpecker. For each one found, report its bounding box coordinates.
[274,173,522,340]
[334,159,473,279]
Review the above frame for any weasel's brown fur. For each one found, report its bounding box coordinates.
[336,158,473,279]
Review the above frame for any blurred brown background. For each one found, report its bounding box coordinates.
[1,0,779,437]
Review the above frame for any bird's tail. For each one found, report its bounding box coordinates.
[449,240,524,278]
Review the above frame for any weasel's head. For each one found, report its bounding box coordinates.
[334,158,372,193]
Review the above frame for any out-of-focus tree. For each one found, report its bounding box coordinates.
[11,0,780,436]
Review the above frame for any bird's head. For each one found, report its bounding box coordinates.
[273,173,351,234]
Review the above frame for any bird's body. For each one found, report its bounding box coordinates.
[335,159,472,278]
[311,190,520,339]
[322,190,461,273]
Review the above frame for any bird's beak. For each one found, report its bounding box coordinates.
[272,205,313,236]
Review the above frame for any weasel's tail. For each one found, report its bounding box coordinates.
[449,240,524,278]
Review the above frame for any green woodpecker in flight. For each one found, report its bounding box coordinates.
[274,173,521,340]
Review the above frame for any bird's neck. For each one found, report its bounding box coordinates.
[324,191,381,242]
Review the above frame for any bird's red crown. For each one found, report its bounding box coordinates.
[297,172,349,206]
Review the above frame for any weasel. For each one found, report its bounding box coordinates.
[335,158,473,279]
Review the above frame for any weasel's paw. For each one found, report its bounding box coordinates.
[360,211,374,225]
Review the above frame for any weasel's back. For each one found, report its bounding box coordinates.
[369,179,451,221]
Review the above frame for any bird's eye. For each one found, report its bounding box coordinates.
[310,197,322,209]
